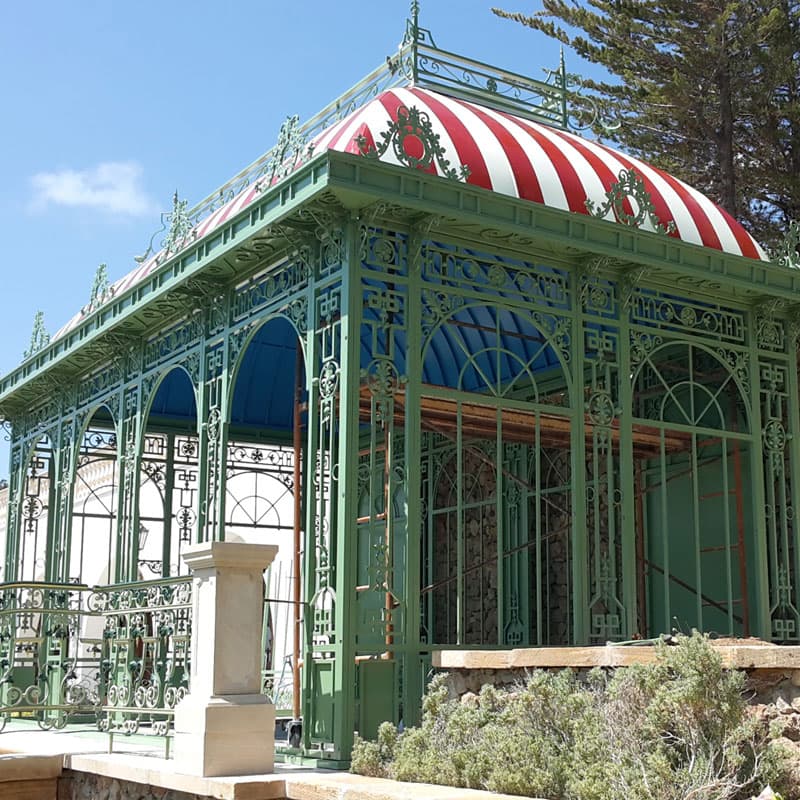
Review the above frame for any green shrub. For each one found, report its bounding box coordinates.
[350,720,398,778]
[351,632,788,799]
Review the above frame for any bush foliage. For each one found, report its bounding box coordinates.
[351,633,787,799]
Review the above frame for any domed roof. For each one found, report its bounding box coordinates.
[53,86,766,341]
[319,86,765,260]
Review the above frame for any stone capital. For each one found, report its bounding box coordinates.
[181,541,278,572]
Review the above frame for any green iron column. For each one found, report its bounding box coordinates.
[749,308,772,639]
[4,437,25,581]
[115,386,143,582]
[755,307,798,641]
[402,225,423,727]
[301,234,349,756]
[786,319,800,640]
[331,216,363,760]
[196,336,227,543]
[301,281,321,752]
[618,284,638,639]
[569,270,589,644]
[50,417,78,583]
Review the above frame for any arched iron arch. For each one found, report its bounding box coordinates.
[137,366,200,578]
[65,403,119,585]
[421,301,573,405]
[141,364,200,425]
[631,341,751,434]
[227,312,306,426]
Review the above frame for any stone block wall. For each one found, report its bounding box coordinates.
[57,772,205,800]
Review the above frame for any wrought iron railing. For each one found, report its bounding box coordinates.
[91,577,192,741]
[0,574,295,747]
[0,582,102,731]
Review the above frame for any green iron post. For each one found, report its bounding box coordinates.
[749,307,772,638]
[402,224,424,727]
[331,215,363,759]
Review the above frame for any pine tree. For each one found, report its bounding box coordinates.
[492,0,800,251]
[745,2,800,243]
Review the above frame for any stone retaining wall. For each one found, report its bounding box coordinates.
[57,772,205,800]
[52,765,527,800]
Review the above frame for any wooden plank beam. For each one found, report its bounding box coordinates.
[359,385,691,457]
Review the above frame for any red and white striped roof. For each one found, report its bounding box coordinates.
[54,86,766,340]
[318,86,766,260]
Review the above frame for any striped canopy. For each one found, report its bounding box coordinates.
[54,86,766,340]
[317,86,765,260]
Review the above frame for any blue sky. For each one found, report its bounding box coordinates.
[0,0,591,475]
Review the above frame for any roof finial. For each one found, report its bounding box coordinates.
[404,0,421,45]
[81,262,115,316]
[88,263,110,307]
[163,190,193,255]
[23,310,49,361]
[773,219,800,269]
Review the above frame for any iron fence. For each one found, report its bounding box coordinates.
[0,582,101,731]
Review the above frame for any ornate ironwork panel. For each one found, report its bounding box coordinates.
[69,426,118,585]
[0,583,101,731]
[93,577,192,740]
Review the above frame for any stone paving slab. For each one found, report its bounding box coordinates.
[283,771,532,800]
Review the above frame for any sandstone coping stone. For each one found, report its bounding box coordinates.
[0,754,62,800]
[63,753,535,800]
[0,753,63,781]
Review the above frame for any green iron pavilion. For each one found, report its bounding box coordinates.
[1,4,800,764]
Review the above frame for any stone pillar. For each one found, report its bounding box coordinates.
[174,541,278,777]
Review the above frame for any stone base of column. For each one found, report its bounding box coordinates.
[173,694,275,777]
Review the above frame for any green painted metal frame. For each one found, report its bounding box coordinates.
[2,5,800,762]
[2,156,800,754]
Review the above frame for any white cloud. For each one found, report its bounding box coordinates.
[30,161,156,216]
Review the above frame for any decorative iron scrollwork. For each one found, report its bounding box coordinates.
[82,263,115,317]
[586,168,676,234]
[135,191,196,265]
[356,104,470,182]
[255,115,315,191]
[773,220,800,269]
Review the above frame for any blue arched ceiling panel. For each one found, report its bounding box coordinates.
[359,303,566,394]
[231,317,302,433]
[419,305,564,396]
[148,368,197,425]
[358,244,576,397]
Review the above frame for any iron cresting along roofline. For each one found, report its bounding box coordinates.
[180,2,569,234]
[3,149,800,417]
